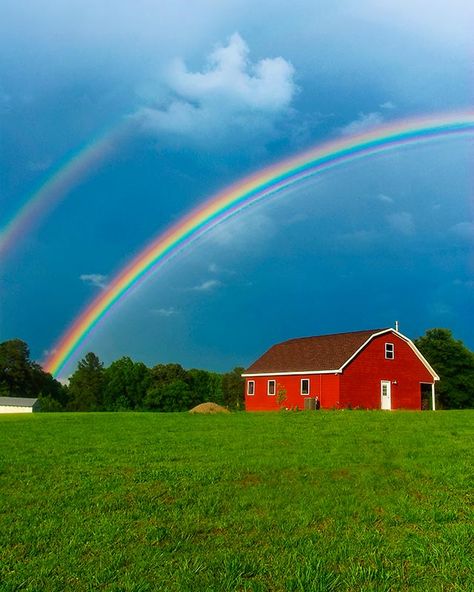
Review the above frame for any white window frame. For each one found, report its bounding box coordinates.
[385,343,394,359]
[247,380,255,396]
[267,379,276,396]
[300,378,310,396]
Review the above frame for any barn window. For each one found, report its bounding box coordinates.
[301,378,310,395]
[247,380,255,396]
[385,343,394,359]
[267,380,276,395]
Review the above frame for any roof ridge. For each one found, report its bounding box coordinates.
[245,328,397,374]
[277,327,392,346]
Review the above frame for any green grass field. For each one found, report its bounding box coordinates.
[1,411,473,591]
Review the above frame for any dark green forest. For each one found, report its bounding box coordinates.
[1,328,473,411]
[0,340,244,412]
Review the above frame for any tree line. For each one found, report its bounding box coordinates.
[1,327,473,411]
[414,328,474,409]
[0,340,244,412]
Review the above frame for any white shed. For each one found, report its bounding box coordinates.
[0,397,40,414]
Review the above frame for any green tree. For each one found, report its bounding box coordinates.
[144,379,194,412]
[68,352,105,411]
[38,394,64,412]
[415,328,474,409]
[31,362,68,408]
[0,339,34,397]
[0,339,65,406]
[208,372,224,406]
[149,363,190,388]
[103,357,150,410]
[188,369,213,405]
[222,367,245,410]
[276,383,287,408]
[145,363,197,412]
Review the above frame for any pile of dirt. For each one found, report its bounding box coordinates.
[189,402,230,414]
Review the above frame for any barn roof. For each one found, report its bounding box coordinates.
[0,397,39,407]
[244,328,392,374]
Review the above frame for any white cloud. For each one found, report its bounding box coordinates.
[387,212,415,235]
[169,33,294,111]
[138,33,297,147]
[376,193,394,204]
[191,279,222,292]
[337,229,380,246]
[380,101,396,110]
[207,211,276,249]
[340,111,384,136]
[80,273,108,289]
[151,307,178,316]
[428,300,453,317]
[206,261,237,277]
[42,347,57,358]
[449,221,474,241]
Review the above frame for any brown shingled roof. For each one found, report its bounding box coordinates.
[245,328,391,374]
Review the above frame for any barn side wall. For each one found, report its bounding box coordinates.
[339,333,434,410]
[0,406,34,414]
[245,374,340,411]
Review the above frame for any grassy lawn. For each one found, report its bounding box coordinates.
[0,411,473,591]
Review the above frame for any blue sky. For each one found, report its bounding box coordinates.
[0,0,472,376]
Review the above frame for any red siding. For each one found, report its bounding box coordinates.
[245,374,340,411]
[339,333,434,410]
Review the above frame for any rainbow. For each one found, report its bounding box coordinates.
[45,111,474,377]
[0,121,131,258]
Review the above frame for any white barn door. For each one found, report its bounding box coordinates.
[380,380,391,410]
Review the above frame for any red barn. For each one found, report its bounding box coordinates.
[243,328,439,411]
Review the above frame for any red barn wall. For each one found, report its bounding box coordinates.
[245,373,340,411]
[340,333,434,410]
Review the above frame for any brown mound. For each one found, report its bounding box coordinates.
[189,402,230,414]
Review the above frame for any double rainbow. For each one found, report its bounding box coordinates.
[45,111,474,377]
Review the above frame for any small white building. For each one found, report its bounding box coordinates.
[0,397,40,414]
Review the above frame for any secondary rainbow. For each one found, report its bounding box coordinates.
[45,111,474,377]
[0,121,131,258]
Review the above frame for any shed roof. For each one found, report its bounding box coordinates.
[0,397,39,407]
[244,328,391,374]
